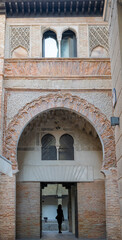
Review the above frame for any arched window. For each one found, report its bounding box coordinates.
[42,30,58,58]
[41,134,57,160]
[61,30,77,58]
[59,134,74,160]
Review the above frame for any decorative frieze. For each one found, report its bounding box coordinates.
[4,59,111,79]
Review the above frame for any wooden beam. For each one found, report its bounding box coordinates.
[9,2,12,14]
[52,1,54,14]
[34,1,36,14]
[15,2,18,14]
[0,2,6,14]
[76,1,79,13]
[94,0,97,13]
[21,2,24,14]
[70,1,73,14]
[46,1,49,14]
[64,1,66,14]
[28,1,30,14]
[82,1,85,13]
[88,0,91,13]
[100,0,104,12]
[58,1,60,14]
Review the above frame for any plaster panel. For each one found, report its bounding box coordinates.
[4,79,112,90]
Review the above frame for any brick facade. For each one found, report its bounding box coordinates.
[0,174,15,240]
[16,182,40,239]
[77,180,106,239]
[104,168,121,240]
[0,3,121,240]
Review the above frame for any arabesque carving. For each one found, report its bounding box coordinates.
[10,26,30,57]
[4,59,111,79]
[89,26,109,56]
[3,93,116,170]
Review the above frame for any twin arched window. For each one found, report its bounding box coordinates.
[41,134,74,160]
[42,30,77,58]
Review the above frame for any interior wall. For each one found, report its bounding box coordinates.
[42,197,68,220]
[77,180,106,239]
[16,182,40,239]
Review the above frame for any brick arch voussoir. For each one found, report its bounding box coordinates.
[3,93,116,170]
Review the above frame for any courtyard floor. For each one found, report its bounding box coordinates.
[17,231,106,240]
[41,231,106,240]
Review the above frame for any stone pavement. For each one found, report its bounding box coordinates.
[41,231,106,240]
[17,231,106,240]
[41,231,78,240]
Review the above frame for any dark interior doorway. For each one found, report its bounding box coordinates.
[41,182,78,238]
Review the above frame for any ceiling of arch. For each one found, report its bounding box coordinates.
[17,109,103,182]
[18,109,102,150]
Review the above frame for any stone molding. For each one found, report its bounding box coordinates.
[3,93,116,170]
[4,58,111,80]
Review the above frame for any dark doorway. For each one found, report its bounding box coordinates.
[41,182,78,238]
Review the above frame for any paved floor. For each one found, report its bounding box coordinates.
[41,231,106,240]
[41,231,78,240]
[17,231,106,240]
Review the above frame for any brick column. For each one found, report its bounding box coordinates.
[0,174,16,240]
[0,14,5,153]
[104,168,121,240]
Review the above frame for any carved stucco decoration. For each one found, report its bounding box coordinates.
[89,26,109,56]
[10,26,30,56]
[4,59,111,79]
[3,93,116,170]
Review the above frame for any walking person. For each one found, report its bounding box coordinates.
[56,204,64,233]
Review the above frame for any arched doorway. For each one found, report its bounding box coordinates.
[4,93,119,240]
[16,109,105,239]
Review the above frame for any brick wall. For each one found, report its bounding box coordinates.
[105,169,121,240]
[77,180,106,239]
[16,182,40,239]
[108,0,122,236]
[0,175,15,240]
[0,15,5,153]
